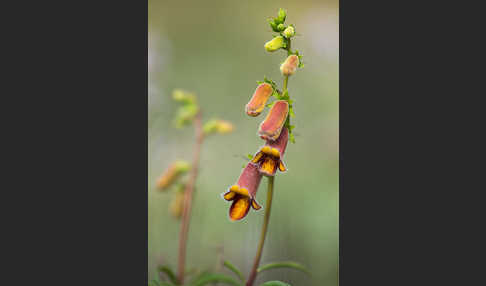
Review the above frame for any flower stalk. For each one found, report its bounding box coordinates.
[245,176,274,286]
[162,90,234,284]
[177,111,204,284]
[246,14,298,286]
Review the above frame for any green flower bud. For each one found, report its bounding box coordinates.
[277,23,285,32]
[268,19,279,32]
[264,36,285,52]
[277,8,286,24]
[283,26,295,38]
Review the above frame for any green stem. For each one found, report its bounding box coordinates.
[283,76,289,92]
[245,176,275,286]
[284,38,291,127]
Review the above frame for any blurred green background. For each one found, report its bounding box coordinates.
[148,0,338,285]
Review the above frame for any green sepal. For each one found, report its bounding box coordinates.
[268,18,279,32]
[276,8,286,24]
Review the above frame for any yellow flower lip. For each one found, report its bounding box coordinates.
[270,148,280,158]
[229,197,251,221]
[252,127,289,177]
[246,83,274,117]
[227,185,250,197]
[222,163,263,221]
[223,191,236,201]
[259,146,281,158]
[261,146,272,154]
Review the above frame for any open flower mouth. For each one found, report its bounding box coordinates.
[222,163,263,221]
[252,127,288,176]
[223,185,262,221]
[251,146,287,176]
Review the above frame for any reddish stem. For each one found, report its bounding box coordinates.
[177,111,204,284]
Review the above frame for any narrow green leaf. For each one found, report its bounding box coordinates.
[191,273,243,286]
[223,260,245,282]
[259,281,292,286]
[257,261,310,275]
[158,265,179,285]
[188,270,211,285]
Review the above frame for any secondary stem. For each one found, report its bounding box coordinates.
[245,176,275,286]
[177,111,204,285]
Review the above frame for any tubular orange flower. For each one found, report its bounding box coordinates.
[258,100,289,141]
[245,83,274,117]
[222,163,263,221]
[280,55,299,76]
[252,127,288,176]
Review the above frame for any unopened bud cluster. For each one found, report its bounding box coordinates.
[265,9,297,54]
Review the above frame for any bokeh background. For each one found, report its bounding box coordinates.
[148,0,338,285]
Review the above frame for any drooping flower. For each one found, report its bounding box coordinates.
[280,55,299,76]
[222,163,263,221]
[246,83,274,117]
[252,127,288,176]
[258,100,289,141]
